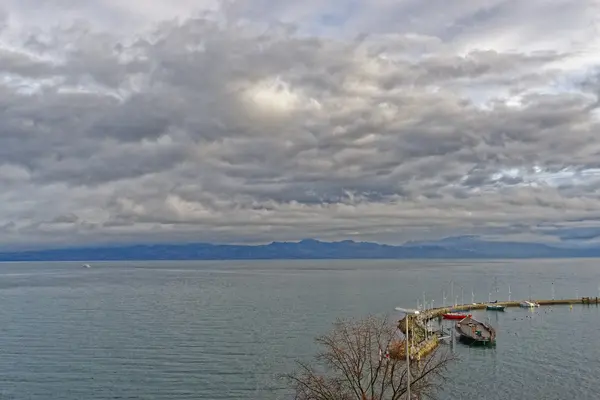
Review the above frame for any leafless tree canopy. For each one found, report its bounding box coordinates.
[284,315,456,400]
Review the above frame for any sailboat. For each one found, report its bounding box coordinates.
[520,285,540,307]
[486,278,505,311]
[519,300,539,308]
[443,312,472,320]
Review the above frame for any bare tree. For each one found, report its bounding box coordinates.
[284,315,456,400]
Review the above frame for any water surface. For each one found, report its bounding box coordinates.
[0,259,598,399]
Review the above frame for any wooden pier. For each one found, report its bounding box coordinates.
[421,297,599,320]
[395,297,598,359]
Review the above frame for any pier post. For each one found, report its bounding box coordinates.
[406,316,410,399]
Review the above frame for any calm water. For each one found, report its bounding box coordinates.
[0,259,599,399]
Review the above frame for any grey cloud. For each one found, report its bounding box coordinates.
[0,3,599,248]
[51,213,79,224]
[0,49,57,78]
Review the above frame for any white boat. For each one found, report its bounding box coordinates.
[519,300,539,308]
[82,264,91,268]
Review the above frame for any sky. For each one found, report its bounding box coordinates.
[1,0,600,249]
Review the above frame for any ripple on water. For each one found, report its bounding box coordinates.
[0,260,598,400]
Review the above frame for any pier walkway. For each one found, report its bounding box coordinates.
[420,297,599,321]
[394,297,598,360]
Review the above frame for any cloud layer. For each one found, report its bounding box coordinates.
[1,0,600,248]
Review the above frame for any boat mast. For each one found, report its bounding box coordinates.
[495,277,499,296]
[471,289,475,304]
[508,284,511,302]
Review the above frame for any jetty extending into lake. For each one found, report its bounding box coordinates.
[395,314,439,361]
[394,297,598,359]
[421,297,599,321]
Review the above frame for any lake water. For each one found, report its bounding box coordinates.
[0,259,598,399]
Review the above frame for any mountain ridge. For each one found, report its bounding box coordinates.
[2,237,600,261]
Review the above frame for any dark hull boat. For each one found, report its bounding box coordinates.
[455,316,496,346]
[486,304,505,311]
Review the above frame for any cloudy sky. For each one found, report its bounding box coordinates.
[1,0,600,249]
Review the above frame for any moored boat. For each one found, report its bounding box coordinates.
[486,304,505,311]
[519,301,540,308]
[455,316,496,345]
[443,312,471,320]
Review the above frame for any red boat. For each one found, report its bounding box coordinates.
[442,312,471,320]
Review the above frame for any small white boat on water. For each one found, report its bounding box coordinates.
[82,264,91,269]
[519,300,539,308]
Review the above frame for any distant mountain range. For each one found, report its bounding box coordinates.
[2,236,600,261]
